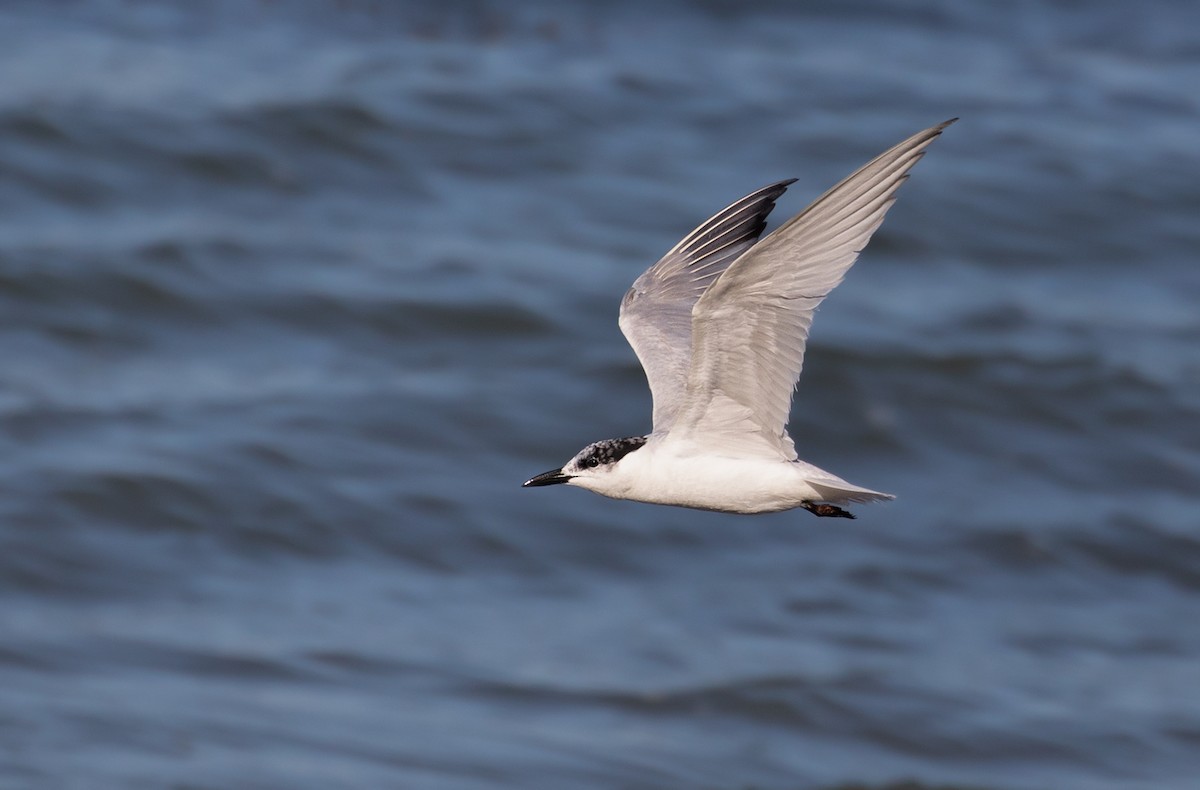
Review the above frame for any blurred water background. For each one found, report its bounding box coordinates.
[0,1,1198,788]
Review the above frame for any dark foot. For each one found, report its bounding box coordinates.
[800,501,856,519]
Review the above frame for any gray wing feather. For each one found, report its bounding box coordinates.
[618,179,796,432]
[674,119,956,458]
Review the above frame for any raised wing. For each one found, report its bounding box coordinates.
[618,179,796,432]
[672,119,956,458]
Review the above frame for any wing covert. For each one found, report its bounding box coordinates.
[674,120,956,458]
[618,179,796,432]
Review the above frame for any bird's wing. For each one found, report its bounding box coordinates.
[670,119,955,459]
[618,179,796,433]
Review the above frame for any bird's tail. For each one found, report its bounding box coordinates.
[807,478,895,505]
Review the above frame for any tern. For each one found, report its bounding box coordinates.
[524,120,954,517]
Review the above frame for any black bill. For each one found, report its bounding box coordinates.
[522,469,572,487]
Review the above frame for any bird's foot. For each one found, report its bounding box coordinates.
[801,501,856,519]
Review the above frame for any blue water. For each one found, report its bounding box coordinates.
[1,2,1198,788]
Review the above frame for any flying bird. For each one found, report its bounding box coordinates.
[524,120,954,517]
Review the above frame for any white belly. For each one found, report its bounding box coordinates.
[589,441,830,514]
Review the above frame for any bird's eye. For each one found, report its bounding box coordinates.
[585,457,600,468]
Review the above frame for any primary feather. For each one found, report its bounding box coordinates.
[670,120,956,458]
[619,179,796,432]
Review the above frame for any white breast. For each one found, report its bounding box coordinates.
[572,438,828,514]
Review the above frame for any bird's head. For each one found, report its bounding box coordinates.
[523,436,648,495]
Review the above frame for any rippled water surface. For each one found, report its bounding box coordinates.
[1,2,1199,788]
